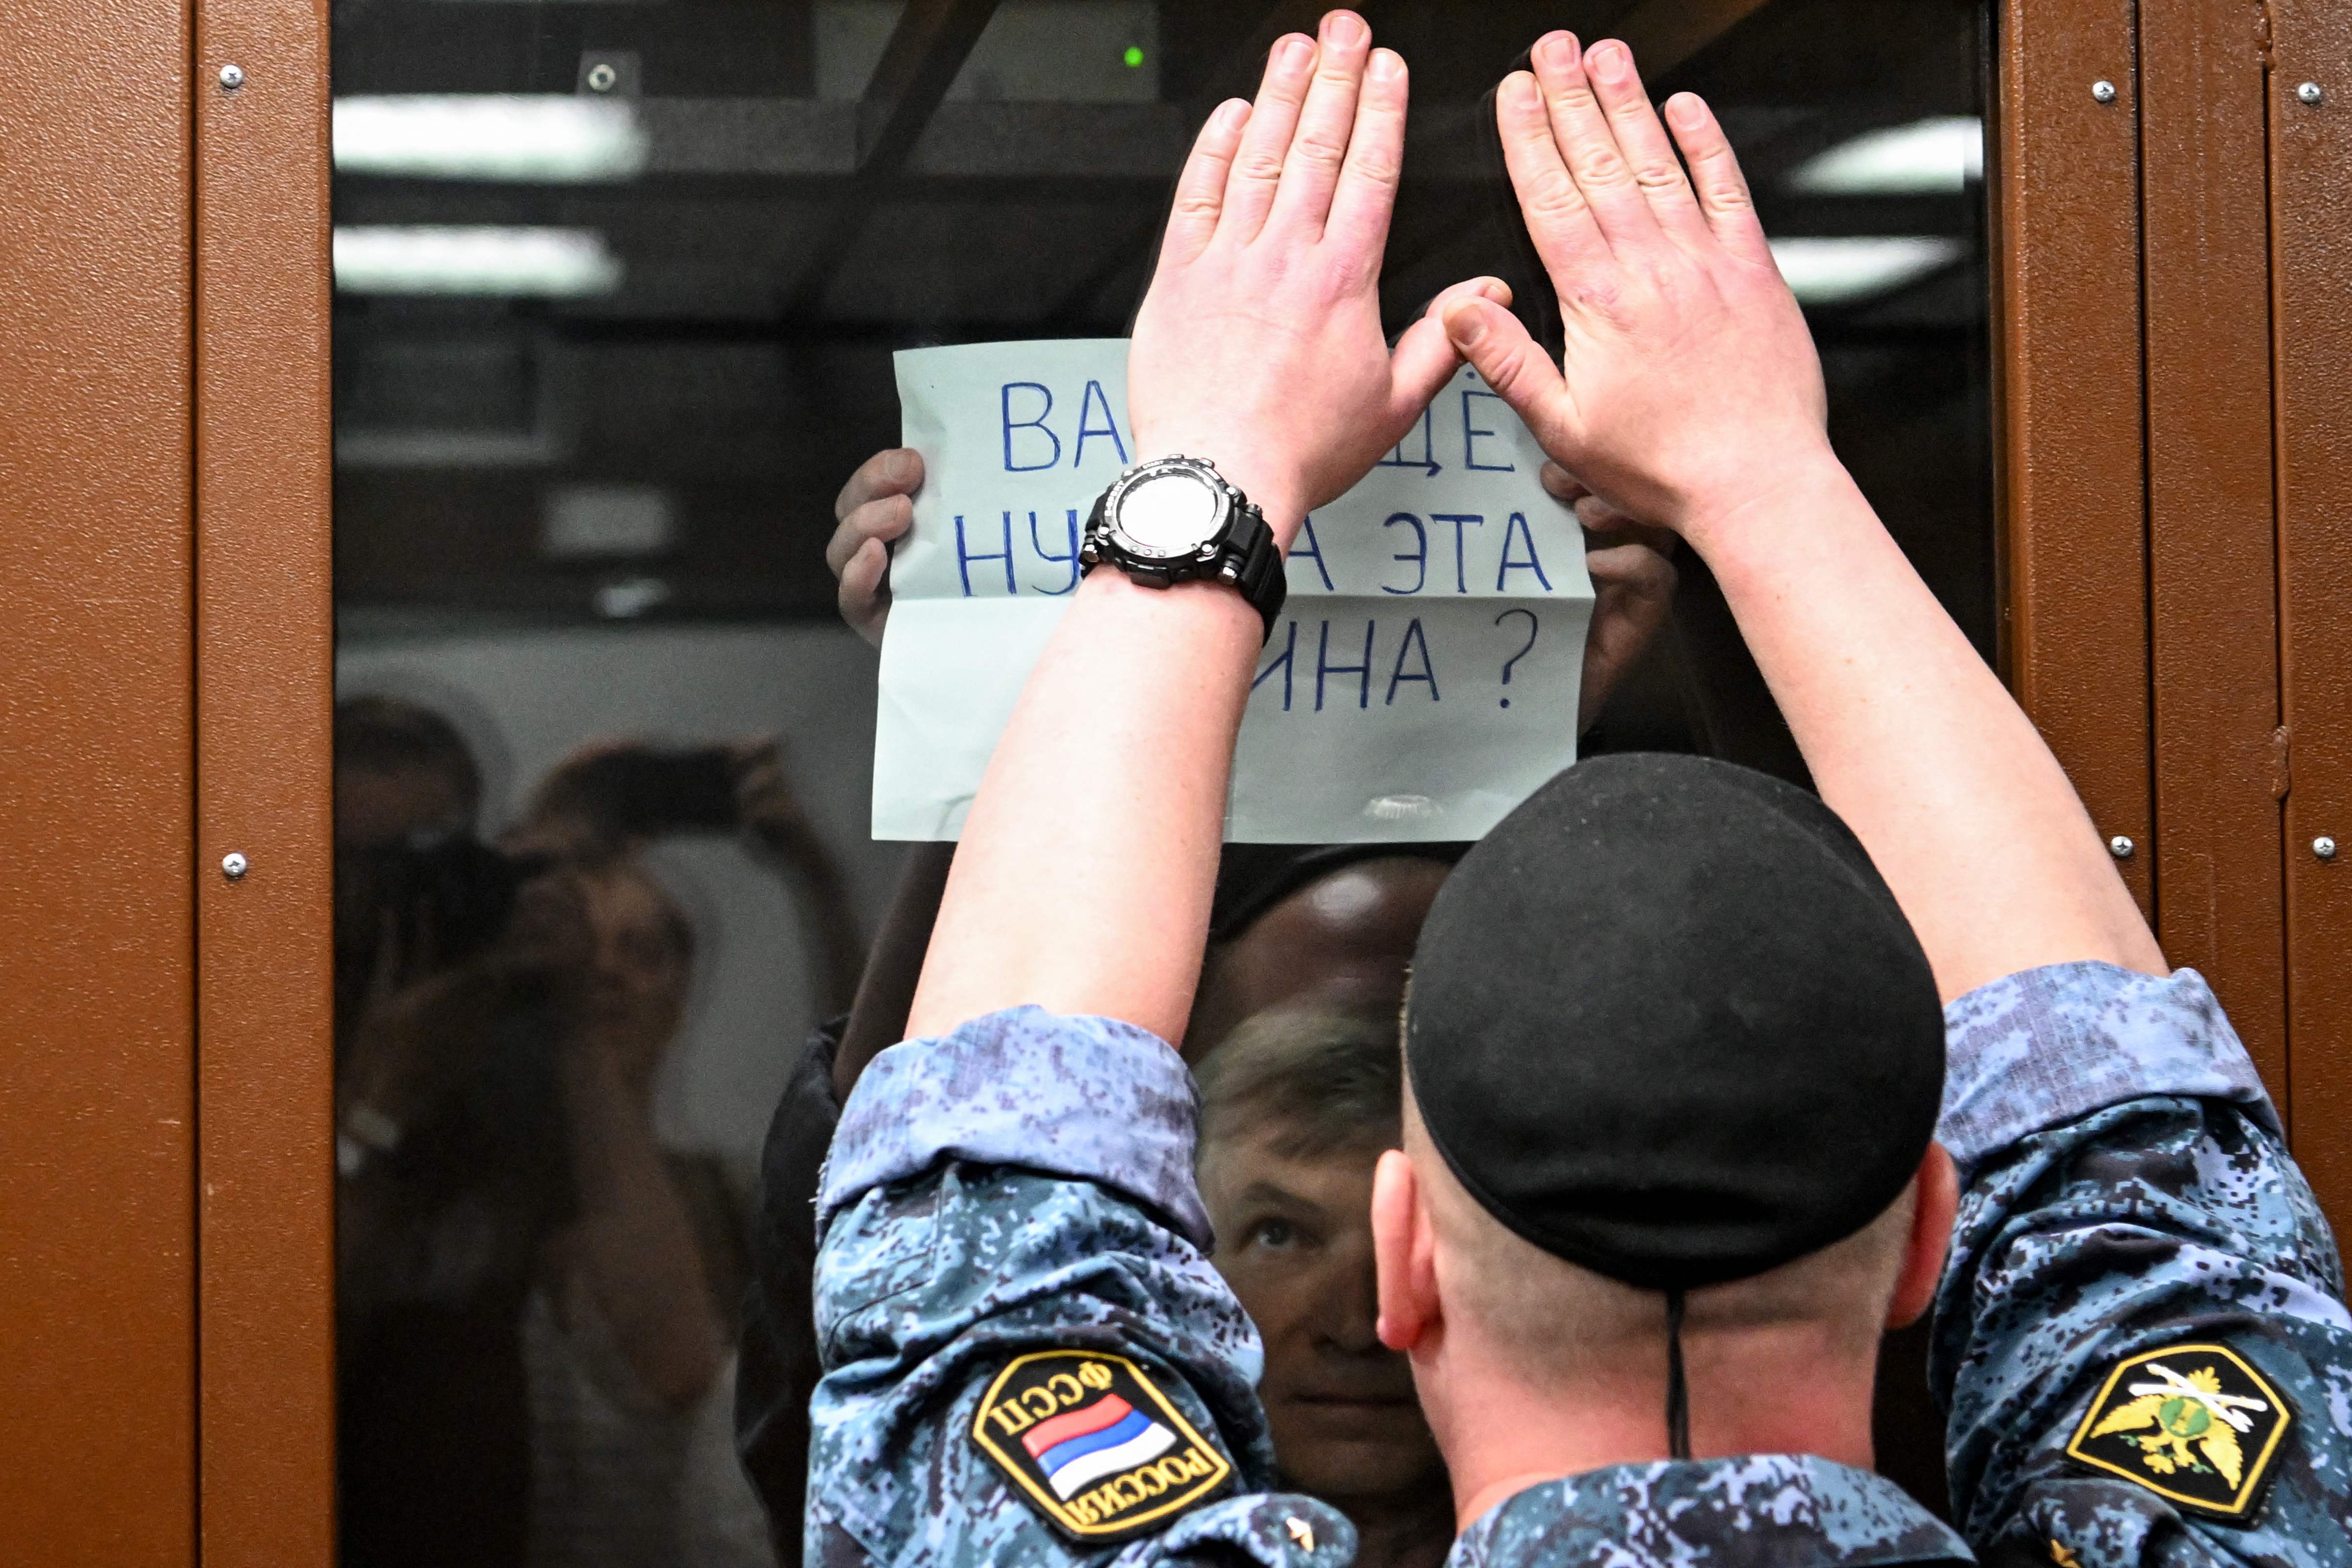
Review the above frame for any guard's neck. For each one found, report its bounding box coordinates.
[1430,1325,1883,1533]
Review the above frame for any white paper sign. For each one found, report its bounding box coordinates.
[873,339,1592,842]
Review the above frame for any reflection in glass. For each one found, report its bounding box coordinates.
[332,1,1990,1561]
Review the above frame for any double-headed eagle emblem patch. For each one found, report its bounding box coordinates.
[2064,1343,2291,1518]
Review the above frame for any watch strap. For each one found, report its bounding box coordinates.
[1223,506,1288,642]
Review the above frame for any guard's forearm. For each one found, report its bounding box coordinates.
[1695,462,2163,1000]
[905,567,1262,1045]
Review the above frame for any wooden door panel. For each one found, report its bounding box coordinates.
[194,0,337,1563]
[1996,0,2154,919]
[2272,0,2352,1222]
[0,0,198,1557]
[2140,0,2286,1101]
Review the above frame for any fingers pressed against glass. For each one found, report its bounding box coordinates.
[1323,48,1409,250]
[1581,41,1707,242]
[1222,32,1321,242]
[1529,32,1657,250]
[1268,11,1373,234]
[1495,68,1610,279]
[1665,93,1772,262]
[1163,98,1252,264]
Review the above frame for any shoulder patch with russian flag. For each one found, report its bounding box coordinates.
[970,1349,1233,1542]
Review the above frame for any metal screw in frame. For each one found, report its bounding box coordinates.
[584,61,618,94]
[2298,82,2325,107]
[2108,835,2135,860]
[2316,836,2338,862]
[218,62,245,90]
[221,851,249,881]
[2091,79,2118,104]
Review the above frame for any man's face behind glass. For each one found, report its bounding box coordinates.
[1200,1128,1446,1502]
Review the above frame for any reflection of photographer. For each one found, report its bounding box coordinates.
[335,697,588,1568]
[507,737,854,1568]
[334,699,581,1324]
[334,703,846,1568]
[514,739,862,1019]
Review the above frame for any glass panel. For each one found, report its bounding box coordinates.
[331,3,1988,1563]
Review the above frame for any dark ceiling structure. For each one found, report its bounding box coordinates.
[333,0,1990,651]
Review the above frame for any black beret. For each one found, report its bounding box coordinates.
[1402,754,1944,1291]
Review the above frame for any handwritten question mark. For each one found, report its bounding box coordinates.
[1494,608,1539,709]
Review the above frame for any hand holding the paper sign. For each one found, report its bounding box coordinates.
[1127,10,1507,530]
[1543,461,1679,734]
[826,447,922,646]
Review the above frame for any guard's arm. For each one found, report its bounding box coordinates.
[1932,964,2352,1561]
[808,15,1467,1565]
[1441,32,2163,1001]
[807,1009,1353,1566]
[1443,38,2352,1560]
[903,11,1498,1045]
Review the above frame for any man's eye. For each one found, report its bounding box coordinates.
[1249,1219,1298,1249]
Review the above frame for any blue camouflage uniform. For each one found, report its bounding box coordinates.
[804,963,2352,1566]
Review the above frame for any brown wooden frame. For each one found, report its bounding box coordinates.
[2138,0,2288,1102]
[2270,0,2352,1216]
[194,0,338,1563]
[5,0,2349,1559]
[1999,0,2352,1231]
[1999,0,2349,1224]
[0,0,199,1558]
[1994,0,2155,923]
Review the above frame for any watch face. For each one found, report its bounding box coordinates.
[1117,469,1224,557]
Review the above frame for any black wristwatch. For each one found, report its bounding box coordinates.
[1080,455,1288,641]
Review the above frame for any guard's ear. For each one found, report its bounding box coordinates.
[1885,1142,1959,1330]
[1372,1149,1439,1350]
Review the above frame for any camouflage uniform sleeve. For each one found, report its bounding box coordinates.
[1932,962,2352,1567]
[806,1005,1354,1568]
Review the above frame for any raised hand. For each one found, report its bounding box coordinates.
[1127,10,1505,532]
[727,736,811,847]
[825,447,924,646]
[1446,33,2164,998]
[1442,33,1830,552]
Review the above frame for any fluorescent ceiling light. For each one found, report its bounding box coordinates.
[334,226,623,297]
[1787,117,1984,196]
[334,95,648,182]
[1768,236,1966,305]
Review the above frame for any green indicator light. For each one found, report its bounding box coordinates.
[1124,45,1145,68]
